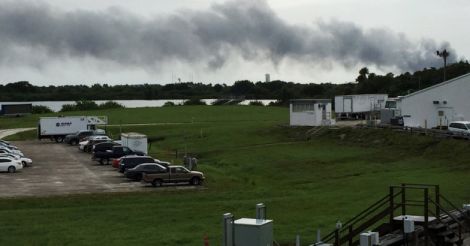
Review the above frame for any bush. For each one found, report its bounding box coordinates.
[183,99,206,106]
[75,100,99,111]
[98,101,124,109]
[32,105,53,114]
[248,101,264,106]
[60,104,77,112]
[163,101,176,107]
[60,100,123,112]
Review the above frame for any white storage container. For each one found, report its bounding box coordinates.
[121,133,148,154]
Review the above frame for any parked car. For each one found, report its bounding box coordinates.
[0,146,23,156]
[0,142,19,151]
[0,153,32,167]
[118,156,157,173]
[124,163,168,181]
[64,129,105,145]
[0,156,23,173]
[92,141,120,154]
[92,146,145,165]
[141,165,205,187]
[0,140,10,145]
[79,136,112,152]
[448,121,470,135]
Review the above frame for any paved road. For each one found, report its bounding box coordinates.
[0,140,200,198]
[0,128,35,139]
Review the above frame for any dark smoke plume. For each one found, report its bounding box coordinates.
[0,0,457,71]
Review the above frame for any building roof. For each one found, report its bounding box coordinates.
[400,72,470,99]
[290,99,331,104]
[335,94,388,97]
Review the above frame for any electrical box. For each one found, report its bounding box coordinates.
[234,218,273,246]
[404,217,415,233]
[359,231,379,246]
[369,232,379,245]
[121,132,148,154]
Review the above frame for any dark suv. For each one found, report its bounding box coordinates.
[119,156,156,173]
[65,130,104,145]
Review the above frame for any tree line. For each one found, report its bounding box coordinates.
[1,61,469,103]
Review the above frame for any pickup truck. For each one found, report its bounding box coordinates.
[92,146,145,165]
[142,165,205,187]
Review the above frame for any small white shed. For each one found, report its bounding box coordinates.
[121,132,148,154]
[289,99,335,126]
[398,73,470,128]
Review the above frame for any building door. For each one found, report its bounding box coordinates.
[437,107,454,127]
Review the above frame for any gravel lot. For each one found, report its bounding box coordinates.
[0,140,197,198]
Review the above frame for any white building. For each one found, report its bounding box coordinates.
[334,94,388,118]
[290,99,335,126]
[398,73,470,128]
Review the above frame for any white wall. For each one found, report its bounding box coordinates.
[400,74,470,128]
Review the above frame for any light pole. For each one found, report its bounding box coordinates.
[436,49,449,81]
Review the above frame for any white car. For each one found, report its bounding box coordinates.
[0,154,33,167]
[0,157,23,173]
[448,121,470,135]
[0,146,23,156]
[79,135,112,151]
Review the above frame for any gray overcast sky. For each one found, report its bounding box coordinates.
[0,0,467,85]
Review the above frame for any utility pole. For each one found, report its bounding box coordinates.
[436,49,449,82]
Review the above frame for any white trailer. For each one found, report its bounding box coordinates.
[38,116,107,142]
[334,94,388,119]
[121,133,148,154]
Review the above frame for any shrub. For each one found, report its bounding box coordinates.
[248,101,264,106]
[183,99,206,106]
[60,100,123,112]
[75,100,99,111]
[32,105,53,114]
[98,101,124,109]
[163,101,176,107]
[60,104,77,112]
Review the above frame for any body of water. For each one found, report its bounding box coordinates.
[0,99,277,112]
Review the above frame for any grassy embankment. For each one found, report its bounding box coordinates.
[1,106,470,245]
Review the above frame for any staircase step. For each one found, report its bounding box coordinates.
[448,223,460,230]
[429,223,446,230]
[444,237,461,245]
[438,230,455,238]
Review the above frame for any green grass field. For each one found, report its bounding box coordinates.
[1,106,470,245]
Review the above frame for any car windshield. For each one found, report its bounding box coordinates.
[466,124,470,129]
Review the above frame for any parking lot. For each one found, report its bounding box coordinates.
[0,140,198,198]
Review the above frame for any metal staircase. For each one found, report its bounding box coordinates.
[320,184,469,246]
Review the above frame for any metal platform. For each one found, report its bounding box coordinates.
[394,215,437,223]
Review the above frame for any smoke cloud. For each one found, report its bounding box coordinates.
[0,0,457,73]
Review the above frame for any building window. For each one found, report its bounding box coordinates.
[292,103,315,112]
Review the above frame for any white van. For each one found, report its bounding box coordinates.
[448,121,470,135]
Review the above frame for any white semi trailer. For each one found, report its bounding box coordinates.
[38,116,107,142]
[334,94,388,119]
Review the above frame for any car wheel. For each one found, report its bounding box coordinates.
[152,179,163,187]
[22,161,27,167]
[191,177,201,185]
[8,166,16,173]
